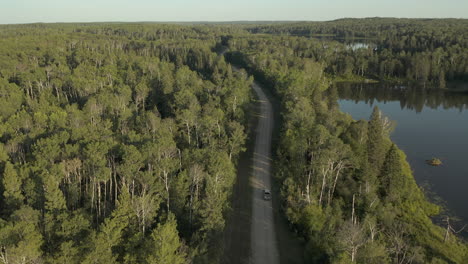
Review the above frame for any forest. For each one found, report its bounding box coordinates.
[0,23,252,263]
[244,18,468,87]
[0,19,468,263]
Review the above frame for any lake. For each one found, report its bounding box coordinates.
[337,82,468,233]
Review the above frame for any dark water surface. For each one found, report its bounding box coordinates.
[337,83,468,230]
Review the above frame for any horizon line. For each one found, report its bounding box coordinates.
[1,16,467,26]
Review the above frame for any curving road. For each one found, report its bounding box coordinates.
[249,80,280,264]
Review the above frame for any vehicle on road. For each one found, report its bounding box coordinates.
[263,189,272,200]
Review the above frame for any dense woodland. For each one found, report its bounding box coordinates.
[0,19,467,263]
[0,23,252,263]
[225,19,468,263]
[245,18,468,87]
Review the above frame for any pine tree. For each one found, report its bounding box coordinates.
[82,190,133,264]
[43,167,69,254]
[2,162,23,213]
[379,144,405,203]
[0,206,43,264]
[147,213,186,264]
[367,106,386,177]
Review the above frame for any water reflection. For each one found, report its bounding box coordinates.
[337,82,468,236]
[337,82,468,113]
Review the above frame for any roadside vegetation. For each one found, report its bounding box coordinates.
[0,19,467,263]
[225,19,468,263]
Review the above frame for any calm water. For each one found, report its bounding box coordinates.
[337,83,468,230]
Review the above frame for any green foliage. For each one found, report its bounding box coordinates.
[2,162,24,212]
[243,18,468,86]
[367,106,387,176]
[0,206,43,264]
[379,144,407,203]
[147,213,186,264]
[0,19,467,263]
[0,78,23,121]
[226,26,468,263]
[0,23,252,263]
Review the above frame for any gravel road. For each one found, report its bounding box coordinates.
[249,81,280,264]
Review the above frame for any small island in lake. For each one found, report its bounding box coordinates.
[426,158,443,166]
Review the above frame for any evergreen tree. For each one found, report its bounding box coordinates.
[379,144,406,203]
[2,162,23,213]
[147,213,186,264]
[83,190,133,264]
[0,206,43,264]
[367,106,386,177]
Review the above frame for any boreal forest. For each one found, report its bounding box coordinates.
[0,18,467,264]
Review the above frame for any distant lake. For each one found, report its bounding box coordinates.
[337,83,468,233]
[346,42,374,51]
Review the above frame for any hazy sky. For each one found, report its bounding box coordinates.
[1,0,467,24]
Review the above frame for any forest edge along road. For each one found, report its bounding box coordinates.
[221,61,279,263]
[221,47,304,264]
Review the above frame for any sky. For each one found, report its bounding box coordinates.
[1,0,467,24]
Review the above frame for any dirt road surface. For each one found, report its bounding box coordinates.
[249,81,280,264]
[222,49,303,264]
